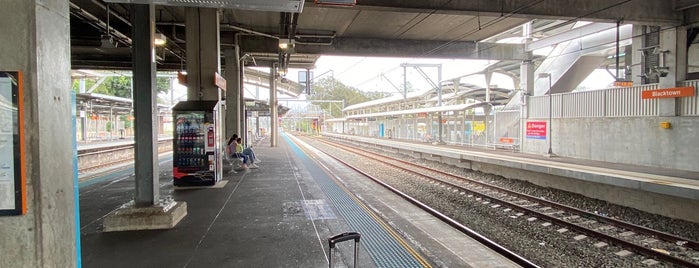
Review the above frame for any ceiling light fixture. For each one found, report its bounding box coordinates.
[278,39,294,50]
[154,33,167,46]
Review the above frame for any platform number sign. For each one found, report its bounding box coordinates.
[0,71,26,216]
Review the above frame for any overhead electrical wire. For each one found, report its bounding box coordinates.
[354,0,665,89]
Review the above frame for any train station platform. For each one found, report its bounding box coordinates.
[324,133,699,223]
[79,133,517,267]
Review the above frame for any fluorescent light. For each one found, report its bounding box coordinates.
[154,33,167,46]
[278,39,293,50]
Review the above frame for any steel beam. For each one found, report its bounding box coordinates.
[240,36,526,60]
[527,23,620,52]
[310,0,682,25]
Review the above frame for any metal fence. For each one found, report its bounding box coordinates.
[493,110,520,147]
[528,80,699,118]
[679,80,699,116]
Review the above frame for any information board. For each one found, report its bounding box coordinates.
[0,71,25,215]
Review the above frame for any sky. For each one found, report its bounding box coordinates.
[165,54,616,107]
[283,55,615,96]
[287,56,500,94]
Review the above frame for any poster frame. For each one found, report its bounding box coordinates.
[0,71,26,216]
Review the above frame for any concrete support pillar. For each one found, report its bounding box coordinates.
[224,48,241,139]
[102,4,186,233]
[520,22,535,96]
[0,1,76,266]
[624,45,634,80]
[240,65,247,144]
[520,59,534,95]
[185,7,220,101]
[131,4,159,206]
[658,27,687,116]
[270,66,278,147]
[631,25,645,86]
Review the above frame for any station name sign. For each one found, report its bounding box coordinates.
[641,86,695,99]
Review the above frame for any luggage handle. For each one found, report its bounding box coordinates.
[328,232,361,248]
[328,232,361,268]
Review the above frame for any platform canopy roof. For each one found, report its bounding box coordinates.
[69,0,691,73]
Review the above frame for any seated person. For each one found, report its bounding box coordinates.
[227,134,248,169]
[243,143,260,164]
[236,137,258,169]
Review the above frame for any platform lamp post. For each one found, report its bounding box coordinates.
[538,73,554,157]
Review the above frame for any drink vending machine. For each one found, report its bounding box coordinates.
[172,100,222,186]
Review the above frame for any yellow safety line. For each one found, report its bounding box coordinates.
[291,135,432,268]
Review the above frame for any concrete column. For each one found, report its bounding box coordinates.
[240,65,247,144]
[102,4,186,233]
[0,0,76,267]
[624,45,634,80]
[224,48,241,139]
[520,59,534,95]
[131,4,159,206]
[185,7,220,101]
[658,27,686,116]
[270,66,278,147]
[521,22,535,96]
[631,25,645,86]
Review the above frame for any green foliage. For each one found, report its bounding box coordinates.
[308,77,386,118]
[71,76,171,98]
[119,115,132,129]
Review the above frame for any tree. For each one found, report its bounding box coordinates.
[308,77,387,118]
[72,75,171,98]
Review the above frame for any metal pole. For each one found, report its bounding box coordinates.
[615,20,620,81]
[547,75,553,156]
[437,65,443,144]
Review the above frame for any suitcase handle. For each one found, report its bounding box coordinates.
[328,232,361,248]
[328,232,361,268]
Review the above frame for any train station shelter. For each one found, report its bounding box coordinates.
[2,0,699,267]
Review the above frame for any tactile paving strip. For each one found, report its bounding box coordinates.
[286,135,424,268]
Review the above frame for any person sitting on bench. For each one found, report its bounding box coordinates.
[236,137,258,169]
[227,134,248,169]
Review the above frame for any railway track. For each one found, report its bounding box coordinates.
[77,139,172,173]
[308,136,699,267]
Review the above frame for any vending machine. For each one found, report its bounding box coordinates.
[172,100,222,186]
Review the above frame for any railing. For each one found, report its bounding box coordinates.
[679,80,699,116]
[529,81,699,118]
[492,110,520,150]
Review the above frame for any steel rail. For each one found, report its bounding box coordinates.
[309,138,541,268]
[318,138,699,268]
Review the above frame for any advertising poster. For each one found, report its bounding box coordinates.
[526,121,547,140]
[0,71,24,215]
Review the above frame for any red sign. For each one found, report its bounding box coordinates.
[177,71,187,86]
[642,87,695,99]
[526,121,547,140]
[214,72,226,90]
[417,112,427,118]
[207,127,214,147]
[499,137,514,143]
[613,81,633,87]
